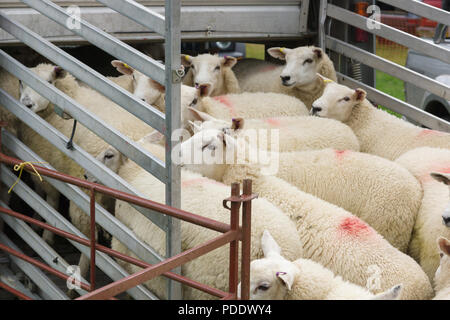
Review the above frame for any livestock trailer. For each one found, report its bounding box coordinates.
[0,0,449,301]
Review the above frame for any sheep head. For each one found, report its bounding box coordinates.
[430,172,450,227]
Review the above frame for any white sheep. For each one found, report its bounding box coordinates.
[395,148,450,281]
[237,230,403,300]
[187,107,360,153]
[234,46,337,109]
[181,53,240,96]
[109,139,304,300]
[180,128,421,252]
[430,171,450,228]
[0,67,21,137]
[177,131,433,299]
[312,81,450,161]
[434,237,450,300]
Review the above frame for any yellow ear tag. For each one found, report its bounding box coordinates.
[323,79,334,83]
[185,55,191,61]
[123,63,130,69]
[279,48,285,54]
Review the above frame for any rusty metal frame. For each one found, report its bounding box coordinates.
[0,127,254,300]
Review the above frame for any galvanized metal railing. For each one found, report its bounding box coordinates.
[0,0,183,298]
[0,126,254,300]
[319,0,450,132]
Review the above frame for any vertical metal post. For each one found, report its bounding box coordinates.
[89,187,96,291]
[240,180,252,300]
[318,0,329,50]
[228,182,240,296]
[164,0,182,300]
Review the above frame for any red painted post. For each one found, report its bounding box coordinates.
[89,187,96,291]
[228,182,240,297]
[240,179,252,300]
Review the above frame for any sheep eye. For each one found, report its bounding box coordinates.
[343,97,350,102]
[303,58,313,65]
[440,253,444,258]
[190,98,198,106]
[214,65,220,71]
[257,283,270,291]
[201,144,208,151]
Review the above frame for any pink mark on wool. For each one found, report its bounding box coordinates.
[335,150,350,160]
[182,177,226,188]
[417,129,447,138]
[260,65,278,73]
[264,118,282,127]
[213,95,237,117]
[338,217,373,238]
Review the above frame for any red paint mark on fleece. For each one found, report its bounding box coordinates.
[181,177,226,188]
[213,95,237,118]
[417,129,447,138]
[335,150,350,161]
[338,217,373,238]
[260,65,278,73]
[264,118,281,127]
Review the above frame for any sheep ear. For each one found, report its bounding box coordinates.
[313,48,323,60]
[261,230,281,257]
[188,120,202,133]
[430,172,450,186]
[111,60,134,75]
[231,118,244,131]
[149,79,165,93]
[221,56,237,68]
[188,107,216,122]
[142,131,165,144]
[52,66,67,80]
[353,88,366,102]
[371,284,403,300]
[276,271,294,291]
[267,47,289,60]
[438,237,450,256]
[181,54,192,67]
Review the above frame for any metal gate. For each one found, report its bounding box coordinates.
[319,0,450,132]
[0,0,182,299]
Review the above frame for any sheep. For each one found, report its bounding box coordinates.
[312,81,450,161]
[18,64,154,264]
[180,127,421,252]
[237,230,403,300]
[0,67,21,138]
[108,139,304,300]
[234,46,337,109]
[181,53,240,96]
[434,237,450,300]
[187,107,360,153]
[394,148,450,281]
[431,171,450,228]
[177,131,434,299]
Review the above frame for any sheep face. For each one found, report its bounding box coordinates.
[267,46,323,87]
[181,54,237,96]
[83,146,126,184]
[238,230,297,300]
[311,82,366,122]
[431,172,450,227]
[111,60,165,109]
[435,237,450,288]
[19,64,66,113]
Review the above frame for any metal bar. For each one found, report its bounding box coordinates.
[2,130,168,267]
[0,200,89,297]
[325,36,450,101]
[20,0,165,85]
[326,4,450,65]
[337,72,450,132]
[299,0,310,33]
[0,51,167,184]
[89,187,96,292]
[0,166,158,300]
[0,242,91,292]
[0,281,33,300]
[378,0,450,26]
[0,265,41,300]
[318,0,329,50]
[0,233,69,300]
[228,183,240,296]
[76,230,239,300]
[240,179,252,300]
[164,0,182,300]
[96,0,165,36]
[0,12,166,134]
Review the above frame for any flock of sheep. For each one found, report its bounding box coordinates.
[1,45,450,300]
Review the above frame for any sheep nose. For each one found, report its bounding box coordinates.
[280,75,290,82]
[194,82,199,88]
[311,106,322,115]
[443,215,450,226]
